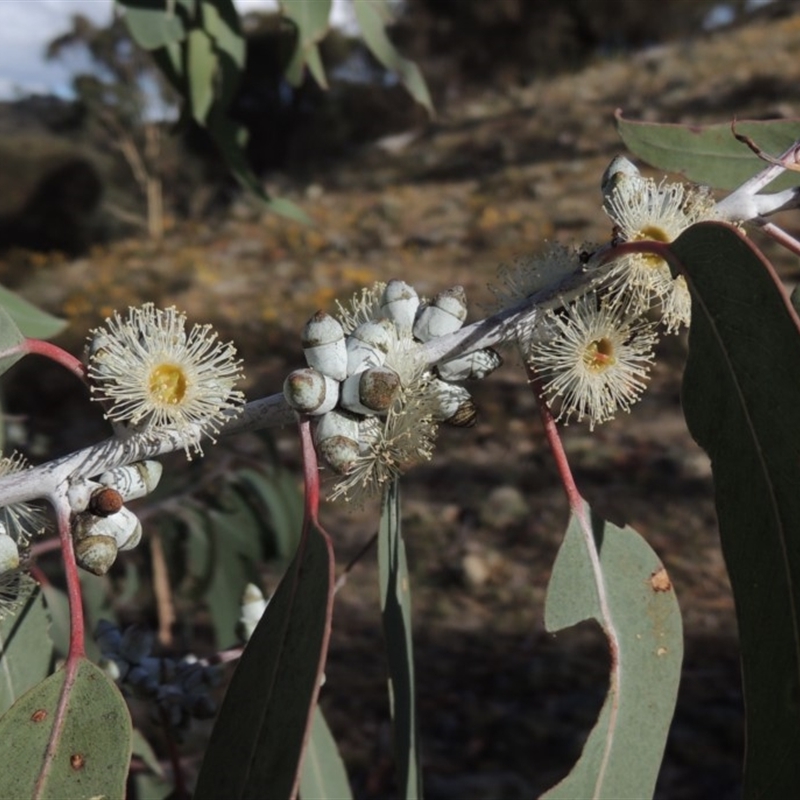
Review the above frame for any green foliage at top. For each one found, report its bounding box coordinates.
[616,113,800,190]
[674,222,800,797]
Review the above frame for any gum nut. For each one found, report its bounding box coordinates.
[284,368,339,415]
[314,408,360,445]
[117,519,142,552]
[430,379,471,421]
[88,486,124,517]
[601,154,641,195]
[437,348,503,382]
[302,311,347,380]
[0,533,19,573]
[67,479,100,514]
[381,280,419,334]
[75,506,141,550]
[318,435,361,475]
[99,461,163,501]
[345,318,395,375]
[446,398,478,428]
[413,287,468,341]
[341,367,401,415]
[75,534,118,576]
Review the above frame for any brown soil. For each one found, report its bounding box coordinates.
[7,12,800,799]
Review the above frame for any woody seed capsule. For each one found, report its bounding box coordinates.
[345,318,395,375]
[284,368,340,415]
[314,409,361,475]
[340,366,401,416]
[413,286,468,342]
[99,461,163,501]
[380,280,419,335]
[302,311,348,381]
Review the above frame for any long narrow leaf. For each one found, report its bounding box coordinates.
[378,480,422,799]
[670,221,800,797]
[194,517,335,800]
[299,705,353,800]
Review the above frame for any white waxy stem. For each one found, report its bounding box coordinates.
[380,280,419,335]
[240,583,269,641]
[314,409,361,475]
[99,461,163,502]
[302,311,348,381]
[340,366,401,416]
[0,531,19,574]
[283,368,340,415]
[430,379,472,422]
[73,506,142,551]
[75,534,118,576]
[345,318,395,376]
[413,286,468,342]
[437,348,503,382]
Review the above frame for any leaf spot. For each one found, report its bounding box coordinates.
[649,567,672,592]
[656,646,668,657]
[70,753,86,770]
[30,709,47,723]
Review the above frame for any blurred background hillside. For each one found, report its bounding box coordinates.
[3,1,800,798]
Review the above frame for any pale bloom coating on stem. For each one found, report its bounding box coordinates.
[87,304,245,457]
[526,294,658,429]
[602,173,715,330]
[0,452,48,545]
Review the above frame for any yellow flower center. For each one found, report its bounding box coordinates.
[584,338,616,373]
[149,364,187,405]
[636,225,671,269]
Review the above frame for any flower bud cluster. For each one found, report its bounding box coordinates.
[96,620,222,730]
[68,461,162,576]
[0,452,47,617]
[284,280,501,502]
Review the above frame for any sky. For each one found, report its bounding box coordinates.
[0,0,356,100]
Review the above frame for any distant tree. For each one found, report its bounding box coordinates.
[46,12,176,240]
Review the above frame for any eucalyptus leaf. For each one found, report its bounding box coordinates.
[378,481,422,799]
[0,588,53,717]
[0,301,25,375]
[194,518,335,800]
[670,221,800,797]
[353,0,433,116]
[0,659,131,799]
[281,0,332,88]
[299,705,352,800]
[118,1,186,50]
[616,113,800,190]
[0,285,66,340]
[542,501,682,799]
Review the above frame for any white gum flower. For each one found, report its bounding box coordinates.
[491,244,584,308]
[0,453,48,545]
[336,283,386,334]
[602,170,715,329]
[527,294,658,429]
[87,304,245,457]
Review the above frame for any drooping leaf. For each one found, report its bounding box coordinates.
[0,658,132,799]
[616,112,800,190]
[353,0,433,116]
[299,705,353,800]
[0,300,25,375]
[39,585,70,660]
[378,481,422,799]
[117,0,186,50]
[542,500,683,799]
[0,285,66,341]
[194,518,335,800]
[281,0,332,88]
[669,221,800,798]
[0,588,53,716]
[187,28,216,123]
